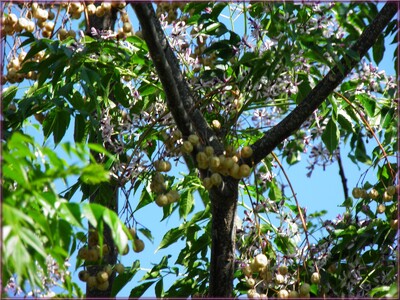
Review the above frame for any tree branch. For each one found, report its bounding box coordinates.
[250,2,398,165]
[132,3,223,155]
[337,149,349,201]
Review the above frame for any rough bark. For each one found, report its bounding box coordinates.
[132,2,397,297]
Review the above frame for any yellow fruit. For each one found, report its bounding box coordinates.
[383,191,393,202]
[163,161,172,172]
[134,239,145,252]
[181,141,193,153]
[77,247,88,260]
[377,203,386,214]
[253,253,268,270]
[352,187,362,199]
[242,265,252,277]
[87,248,100,262]
[211,119,221,130]
[153,172,164,184]
[247,289,260,298]
[203,177,213,190]
[387,185,396,196]
[310,272,320,284]
[204,146,214,157]
[95,6,105,17]
[299,283,310,295]
[247,277,255,287]
[87,276,97,289]
[115,263,125,274]
[229,163,240,179]
[278,265,288,275]
[210,173,222,186]
[369,188,379,199]
[241,146,253,159]
[123,22,132,33]
[96,271,109,283]
[209,156,221,170]
[121,13,130,22]
[101,2,112,12]
[196,152,208,164]
[239,164,251,178]
[97,280,109,291]
[225,145,236,157]
[222,157,234,170]
[166,190,179,203]
[122,244,129,255]
[188,134,199,145]
[78,270,89,282]
[5,13,18,26]
[289,290,299,298]
[275,274,285,284]
[277,289,289,298]
[156,194,169,207]
[87,4,96,15]
[104,265,113,276]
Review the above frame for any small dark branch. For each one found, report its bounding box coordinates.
[337,148,349,201]
[250,2,398,166]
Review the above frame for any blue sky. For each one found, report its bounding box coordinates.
[5,2,397,297]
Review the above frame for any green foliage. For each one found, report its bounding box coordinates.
[2,1,397,298]
[2,132,128,295]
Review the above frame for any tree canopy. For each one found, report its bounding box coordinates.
[1,1,398,298]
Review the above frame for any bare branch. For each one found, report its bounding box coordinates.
[250,2,398,165]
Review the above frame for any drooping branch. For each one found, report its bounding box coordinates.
[250,2,398,165]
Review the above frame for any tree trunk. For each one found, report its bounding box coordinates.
[209,178,239,297]
[85,4,119,298]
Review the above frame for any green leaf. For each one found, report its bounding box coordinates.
[337,109,354,132]
[156,227,185,252]
[74,114,87,143]
[179,190,194,220]
[372,33,385,66]
[80,164,109,185]
[381,107,395,129]
[59,202,83,228]
[322,118,340,154]
[138,228,154,243]
[82,203,105,227]
[18,227,47,259]
[129,280,157,298]
[356,94,376,117]
[1,86,18,108]
[134,188,154,212]
[103,209,128,253]
[155,278,164,298]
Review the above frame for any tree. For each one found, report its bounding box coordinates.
[2,1,398,298]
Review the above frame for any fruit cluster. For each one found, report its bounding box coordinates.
[181,134,253,189]
[243,254,318,298]
[2,1,137,85]
[77,228,144,290]
[150,160,180,207]
[352,185,396,202]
